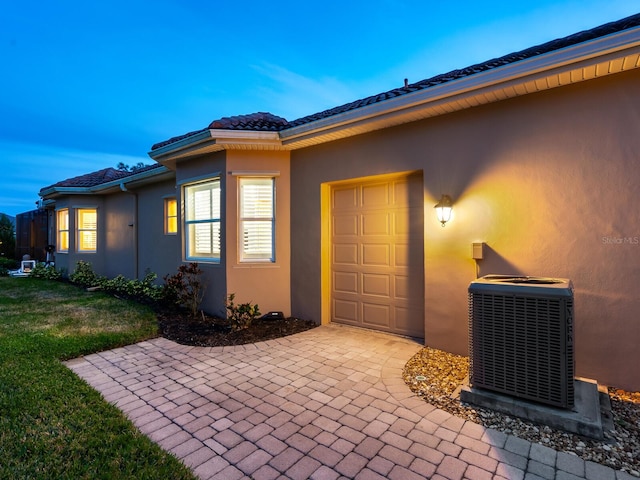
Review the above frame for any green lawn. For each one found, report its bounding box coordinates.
[0,277,196,480]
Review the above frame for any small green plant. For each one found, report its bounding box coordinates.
[29,262,62,280]
[162,263,206,317]
[226,293,260,332]
[0,257,18,276]
[69,260,103,288]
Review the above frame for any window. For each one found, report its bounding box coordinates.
[184,179,221,261]
[239,177,274,262]
[165,198,177,234]
[77,208,97,252]
[57,209,69,253]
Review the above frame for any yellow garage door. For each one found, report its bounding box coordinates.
[331,173,424,338]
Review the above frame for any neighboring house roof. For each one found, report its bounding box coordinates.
[150,12,640,156]
[39,163,170,199]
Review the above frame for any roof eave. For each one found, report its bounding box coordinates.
[148,129,284,165]
[39,166,173,199]
[280,25,640,147]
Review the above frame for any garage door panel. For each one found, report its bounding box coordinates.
[362,212,390,236]
[333,214,358,236]
[394,243,409,267]
[394,275,409,299]
[394,307,423,337]
[333,187,358,209]
[362,303,391,328]
[333,244,358,265]
[362,243,390,266]
[362,183,389,207]
[362,273,390,297]
[393,209,410,235]
[334,271,358,294]
[333,299,359,322]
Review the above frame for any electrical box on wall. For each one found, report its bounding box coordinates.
[472,242,485,260]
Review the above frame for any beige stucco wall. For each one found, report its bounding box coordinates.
[290,68,640,392]
[173,150,291,317]
[225,150,291,317]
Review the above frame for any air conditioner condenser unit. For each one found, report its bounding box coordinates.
[468,275,575,409]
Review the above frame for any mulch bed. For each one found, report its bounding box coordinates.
[156,311,317,347]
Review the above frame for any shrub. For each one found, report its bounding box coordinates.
[69,262,162,304]
[0,257,18,271]
[162,263,205,317]
[29,263,62,280]
[69,261,103,288]
[0,257,18,275]
[226,294,260,332]
[100,271,163,303]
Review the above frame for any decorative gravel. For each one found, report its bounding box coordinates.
[403,347,640,477]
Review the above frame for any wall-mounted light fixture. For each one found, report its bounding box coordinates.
[434,194,453,227]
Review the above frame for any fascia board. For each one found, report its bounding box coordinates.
[148,129,283,161]
[280,26,640,143]
[93,166,173,192]
[39,186,88,197]
[38,166,173,198]
[148,129,214,160]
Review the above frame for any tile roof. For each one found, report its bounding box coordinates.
[42,164,163,190]
[286,12,640,128]
[209,112,289,130]
[150,12,640,151]
[151,112,288,151]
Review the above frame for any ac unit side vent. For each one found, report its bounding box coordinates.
[468,278,574,409]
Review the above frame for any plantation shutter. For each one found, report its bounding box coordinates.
[185,179,221,260]
[240,178,274,261]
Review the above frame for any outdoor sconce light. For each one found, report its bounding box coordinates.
[434,194,453,227]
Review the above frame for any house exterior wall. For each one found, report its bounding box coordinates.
[136,178,181,281]
[290,68,640,392]
[102,192,136,279]
[49,196,107,276]
[225,150,291,317]
[175,152,228,317]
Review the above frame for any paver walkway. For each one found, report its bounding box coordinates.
[65,324,632,480]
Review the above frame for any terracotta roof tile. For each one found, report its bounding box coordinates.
[42,164,162,190]
[208,112,289,130]
[150,113,289,151]
[151,13,640,150]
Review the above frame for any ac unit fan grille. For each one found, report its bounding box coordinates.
[469,292,574,408]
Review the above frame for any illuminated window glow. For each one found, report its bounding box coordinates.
[57,209,69,252]
[77,208,97,252]
[165,198,177,234]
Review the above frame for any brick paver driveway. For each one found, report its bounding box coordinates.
[65,324,628,480]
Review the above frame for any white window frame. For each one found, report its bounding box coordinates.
[184,178,221,262]
[164,197,178,235]
[57,208,69,253]
[76,208,97,253]
[239,177,275,262]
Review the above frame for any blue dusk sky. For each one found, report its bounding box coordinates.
[1,1,638,217]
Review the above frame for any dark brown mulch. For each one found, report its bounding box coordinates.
[156,311,318,347]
